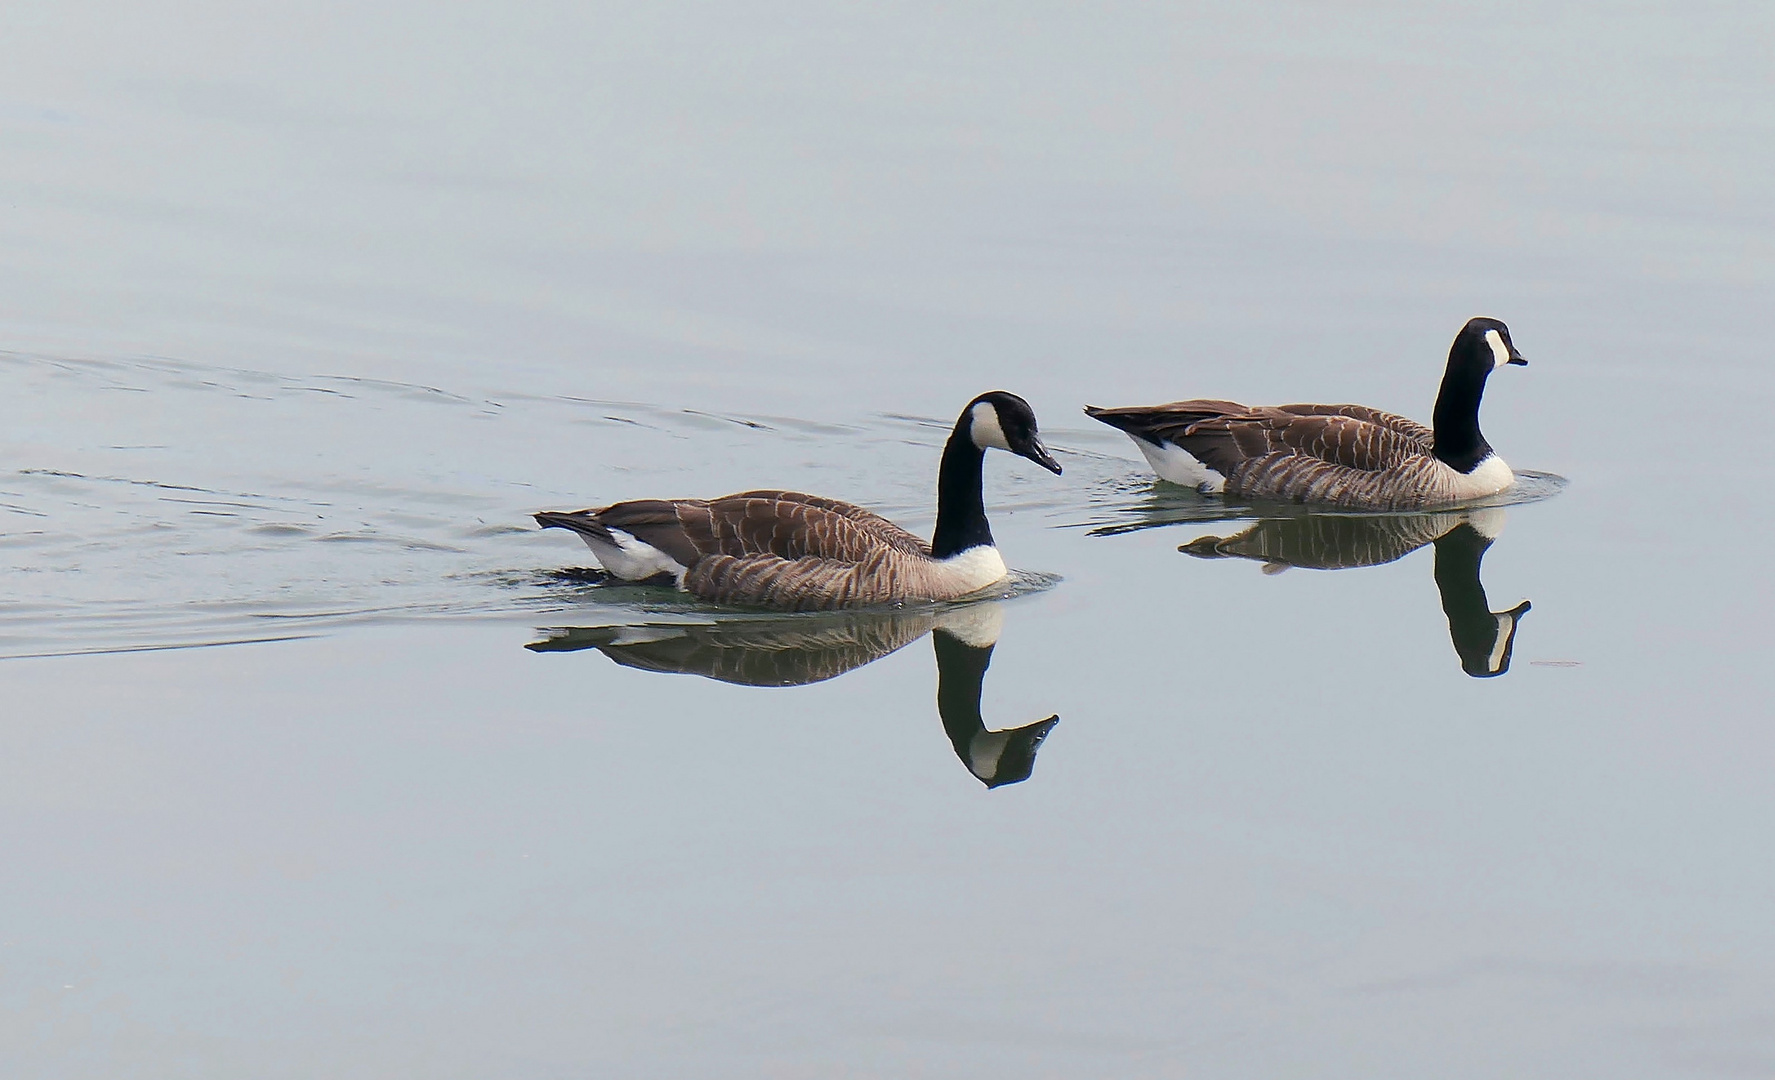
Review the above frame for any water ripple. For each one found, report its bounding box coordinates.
[0,351,1082,654]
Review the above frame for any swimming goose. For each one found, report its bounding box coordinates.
[534,391,1062,610]
[1085,317,1528,510]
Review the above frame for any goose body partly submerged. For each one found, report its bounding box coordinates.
[1086,317,1528,510]
[535,391,1062,610]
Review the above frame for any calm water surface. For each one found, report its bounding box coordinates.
[4,4,1774,1077]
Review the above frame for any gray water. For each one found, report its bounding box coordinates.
[5,4,1774,1076]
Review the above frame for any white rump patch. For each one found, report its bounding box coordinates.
[1130,435,1227,493]
[969,402,1012,452]
[582,527,688,584]
[936,601,1005,648]
[935,545,1009,594]
[1485,328,1512,370]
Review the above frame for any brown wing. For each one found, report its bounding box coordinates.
[720,490,929,555]
[590,489,927,567]
[1084,400,1250,446]
[1186,411,1430,475]
[1272,404,1434,448]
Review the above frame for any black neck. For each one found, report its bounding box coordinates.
[1434,524,1515,677]
[933,629,1058,788]
[931,425,992,559]
[1431,345,1493,473]
[934,630,993,754]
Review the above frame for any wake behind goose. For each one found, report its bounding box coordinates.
[534,392,1062,610]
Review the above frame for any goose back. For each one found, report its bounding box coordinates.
[595,489,929,565]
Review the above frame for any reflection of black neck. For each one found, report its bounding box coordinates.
[1433,524,1528,677]
[931,423,991,560]
[933,629,1056,788]
[1432,341,1494,473]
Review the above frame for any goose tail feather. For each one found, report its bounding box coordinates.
[534,510,614,543]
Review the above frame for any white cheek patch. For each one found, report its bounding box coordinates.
[969,402,1012,451]
[1485,329,1511,370]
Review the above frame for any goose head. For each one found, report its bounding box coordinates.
[1456,316,1528,375]
[963,391,1063,474]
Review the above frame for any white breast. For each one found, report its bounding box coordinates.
[932,545,1009,594]
[1437,453,1515,501]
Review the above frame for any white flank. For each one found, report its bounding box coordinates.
[581,527,688,583]
[969,401,1011,451]
[936,601,1006,648]
[1487,611,1518,673]
[1485,328,1512,370]
[935,545,1009,593]
[1130,435,1227,493]
[1437,452,1516,500]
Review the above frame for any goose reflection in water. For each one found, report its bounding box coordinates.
[526,602,1057,787]
[1179,509,1531,677]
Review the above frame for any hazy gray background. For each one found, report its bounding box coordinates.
[3,2,1773,1077]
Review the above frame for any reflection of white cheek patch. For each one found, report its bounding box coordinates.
[970,402,1011,451]
[1485,329,1511,369]
[1488,611,1518,673]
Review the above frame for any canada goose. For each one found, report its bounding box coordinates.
[534,391,1061,610]
[1085,317,1528,510]
[1179,509,1531,676]
[526,602,1060,786]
